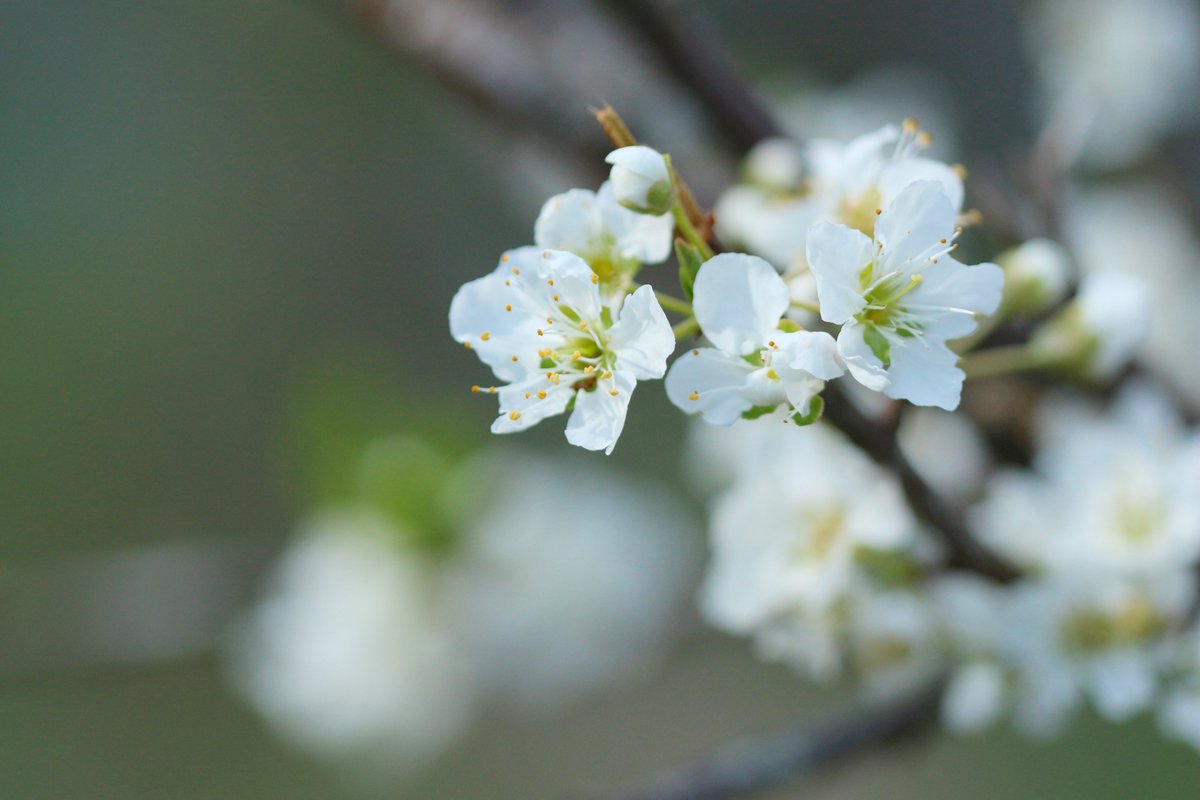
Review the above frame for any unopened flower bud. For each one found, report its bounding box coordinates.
[997,238,1072,316]
[1032,272,1150,379]
[605,145,674,215]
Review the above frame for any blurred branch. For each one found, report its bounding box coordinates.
[601,0,783,151]
[594,680,944,800]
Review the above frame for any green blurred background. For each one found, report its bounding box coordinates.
[2,1,1198,797]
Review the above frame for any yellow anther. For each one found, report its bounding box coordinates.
[608,389,619,396]
[524,392,531,399]
[536,390,547,399]
[480,331,491,341]
[471,385,480,393]
[547,279,554,286]
[508,410,521,421]
[584,365,596,374]
[537,329,544,336]
[542,250,550,258]
[688,391,699,401]
[511,355,519,362]
[501,253,509,262]
[952,163,968,180]
[505,304,512,312]
[553,294,559,302]
[768,340,776,347]
[488,387,496,394]
[538,348,552,358]
[692,349,700,356]
[512,267,520,275]
[875,208,882,216]
[464,341,472,349]
[571,351,581,360]
[579,320,588,329]
[601,370,613,379]
[590,273,599,284]
[504,279,510,286]
[902,117,919,133]
[766,368,779,380]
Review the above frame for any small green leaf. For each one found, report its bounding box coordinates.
[675,237,704,301]
[789,395,824,426]
[741,404,778,420]
[863,325,891,366]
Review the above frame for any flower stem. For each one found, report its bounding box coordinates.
[672,317,700,339]
[790,300,821,314]
[654,290,694,317]
[961,345,1050,379]
[671,202,714,261]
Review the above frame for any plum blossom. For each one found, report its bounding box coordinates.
[605,145,674,215]
[699,424,932,686]
[806,180,1003,410]
[450,247,674,453]
[664,253,844,425]
[534,181,674,282]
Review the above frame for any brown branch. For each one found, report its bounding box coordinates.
[601,0,784,152]
[591,680,944,800]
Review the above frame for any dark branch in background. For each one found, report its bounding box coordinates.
[602,0,784,152]
[592,680,945,800]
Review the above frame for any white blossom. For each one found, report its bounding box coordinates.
[226,511,475,766]
[996,238,1073,315]
[605,145,674,215]
[897,407,992,501]
[450,247,674,453]
[806,180,1004,409]
[699,424,929,684]
[664,253,843,425]
[973,384,1200,578]
[534,181,674,275]
[445,448,698,713]
[1031,271,1150,380]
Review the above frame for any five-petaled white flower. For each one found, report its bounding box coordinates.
[534,181,674,282]
[450,247,674,454]
[806,180,1003,410]
[664,253,844,425]
[605,145,674,215]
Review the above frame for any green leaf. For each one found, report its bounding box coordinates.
[741,404,778,420]
[675,237,704,301]
[790,395,824,426]
[863,325,891,367]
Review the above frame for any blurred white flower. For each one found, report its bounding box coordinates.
[973,383,1200,577]
[450,247,674,453]
[605,145,674,215]
[1065,183,1200,399]
[1026,0,1200,168]
[807,181,1003,409]
[227,511,475,767]
[446,449,699,714]
[534,181,674,276]
[1031,271,1150,380]
[699,424,932,686]
[996,238,1073,316]
[664,253,843,426]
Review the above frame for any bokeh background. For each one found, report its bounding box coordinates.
[2,1,1199,797]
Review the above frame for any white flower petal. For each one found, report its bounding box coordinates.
[774,330,845,380]
[806,221,874,324]
[836,322,890,391]
[942,662,1006,733]
[908,259,1005,340]
[534,189,606,257]
[492,379,574,434]
[530,249,602,321]
[597,182,674,264]
[564,371,636,454]
[450,256,543,382]
[693,253,789,354]
[878,157,964,212]
[608,285,675,380]
[875,180,957,268]
[665,348,755,426]
[883,339,964,410]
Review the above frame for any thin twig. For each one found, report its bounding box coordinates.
[593,680,945,800]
